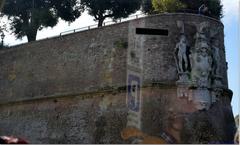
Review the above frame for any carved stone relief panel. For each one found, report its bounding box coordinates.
[174,21,225,111]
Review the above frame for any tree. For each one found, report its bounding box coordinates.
[152,0,186,13]
[148,0,223,20]
[0,0,5,11]
[2,0,82,42]
[202,0,223,19]
[179,0,223,19]
[81,0,141,27]
[141,0,155,14]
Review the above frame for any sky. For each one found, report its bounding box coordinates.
[221,0,239,116]
[1,0,239,116]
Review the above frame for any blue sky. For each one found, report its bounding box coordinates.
[222,0,239,116]
[1,0,239,116]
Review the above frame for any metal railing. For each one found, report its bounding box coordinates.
[60,13,145,36]
[8,11,216,47]
[7,13,146,47]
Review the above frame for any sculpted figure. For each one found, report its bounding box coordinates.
[190,22,213,88]
[175,35,189,73]
[194,22,209,44]
[191,43,212,87]
[212,39,221,76]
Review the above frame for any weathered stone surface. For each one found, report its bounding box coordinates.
[0,14,228,104]
[0,14,235,143]
[0,92,127,143]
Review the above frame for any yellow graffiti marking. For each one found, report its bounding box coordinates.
[8,73,16,81]
[121,127,167,144]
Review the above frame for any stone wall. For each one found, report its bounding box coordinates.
[0,23,128,104]
[0,13,228,104]
[0,14,235,143]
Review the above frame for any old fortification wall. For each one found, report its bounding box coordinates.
[0,14,228,104]
[0,14,235,143]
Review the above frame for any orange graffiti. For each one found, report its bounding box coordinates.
[121,127,167,144]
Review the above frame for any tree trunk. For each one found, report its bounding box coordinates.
[98,18,105,27]
[26,10,38,42]
[26,28,38,42]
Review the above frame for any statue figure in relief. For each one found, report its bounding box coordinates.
[175,35,189,73]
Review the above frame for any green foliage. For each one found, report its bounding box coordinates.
[144,0,223,19]
[204,0,223,19]
[152,0,186,13]
[2,0,81,42]
[114,40,128,49]
[179,0,223,19]
[81,0,141,27]
[141,0,155,14]
[0,0,5,11]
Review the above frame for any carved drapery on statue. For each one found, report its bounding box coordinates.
[175,21,224,110]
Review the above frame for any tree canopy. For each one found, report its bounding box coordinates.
[152,0,186,13]
[179,0,223,19]
[0,0,5,11]
[141,0,155,14]
[141,0,223,20]
[2,0,82,42]
[81,0,141,27]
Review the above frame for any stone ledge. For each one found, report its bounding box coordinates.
[0,83,175,105]
[0,83,233,106]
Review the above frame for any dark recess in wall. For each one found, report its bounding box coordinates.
[136,28,168,36]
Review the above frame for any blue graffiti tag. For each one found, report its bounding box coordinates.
[127,74,141,112]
